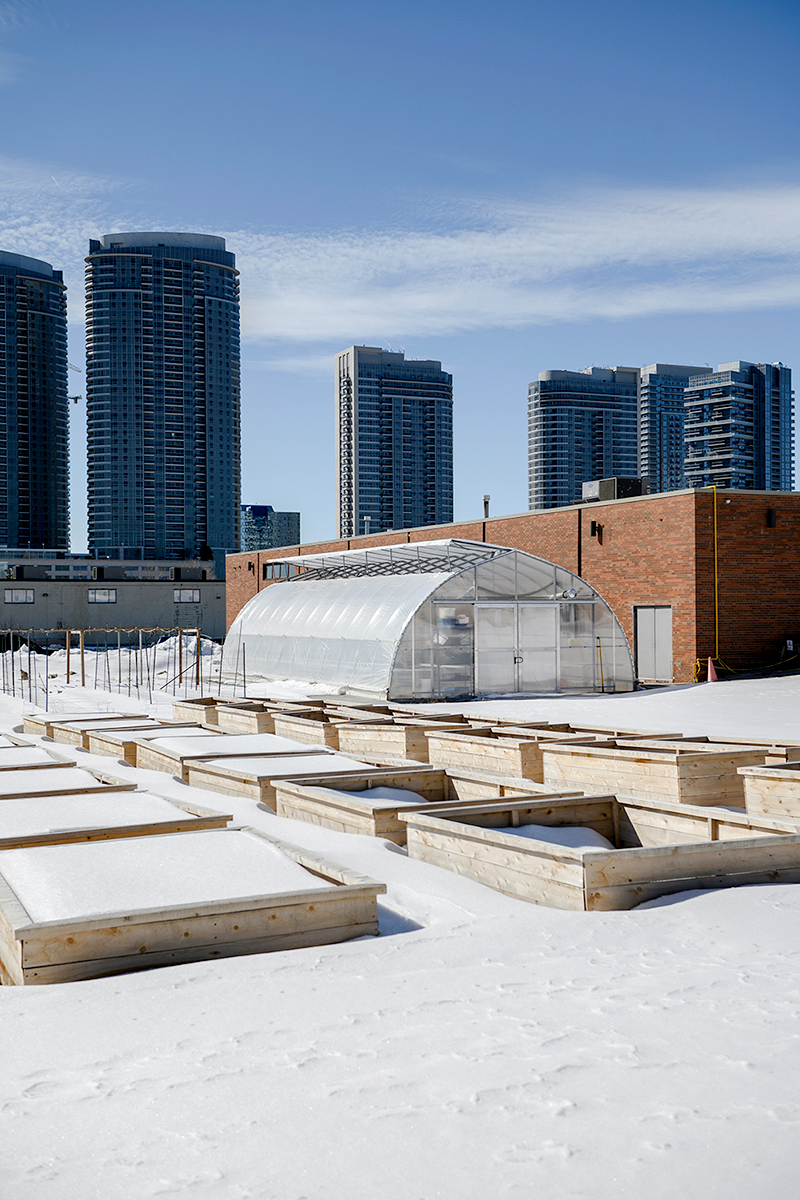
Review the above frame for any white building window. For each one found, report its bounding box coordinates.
[88,588,117,603]
[174,589,201,603]
[4,589,34,604]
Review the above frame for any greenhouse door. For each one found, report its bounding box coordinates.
[517,605,558,692]
[474,606,517,693]
[474,605,559,694]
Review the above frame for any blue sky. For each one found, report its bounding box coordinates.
[1,0,799,546]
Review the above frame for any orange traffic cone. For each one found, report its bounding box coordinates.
[707,657,718,682]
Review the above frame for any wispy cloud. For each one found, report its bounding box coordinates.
[0,156,131,298]
[0,153,798,342]
[228,186,800,342]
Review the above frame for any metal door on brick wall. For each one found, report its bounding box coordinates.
[634,606,673,683]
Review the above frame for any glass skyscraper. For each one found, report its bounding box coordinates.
[85,232,240,559]
[684,361,794,490]
[0,251,69,549]
[335,346,453,538]
[638,363,704,493]
[528,366,638,510]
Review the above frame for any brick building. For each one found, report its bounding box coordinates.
[226,489,800,686]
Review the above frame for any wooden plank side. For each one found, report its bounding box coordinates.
[183,767,263,800]
[22,921,380,984]
[271,713,342,749]
[0,813,231,852]
[22,892,380,969]
[583,833,800,889]
[405,827,586,910]
[215,710,277,735]
[586,865,800,912]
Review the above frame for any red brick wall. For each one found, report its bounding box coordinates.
[225,491,800,685]
[694,491,800,673]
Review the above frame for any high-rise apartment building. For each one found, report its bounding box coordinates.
[528,366,638,510]
[240,504,300,551]
[335,346,453,538]
[684,361,794,490]
[0,251,69,549]
[85,232,241,560]
[638,363,705,493]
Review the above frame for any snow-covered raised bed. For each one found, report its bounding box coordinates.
[400,793,800,910]
[171,696,221,725]
[0,790,231,850]
[0,827,386,985]
[541,739,779,806]
[274,765,579,845]
[87,723,222,764]
[23,711,131,738]
[0,765,135,801]
[423,727,609,781]
[185,753,381,810]
[214,701,278,735]
[49,716,164,748]
[271,710,349,750]
[131,731,303,777]
[336,721,472,765]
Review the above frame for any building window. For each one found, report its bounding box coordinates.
[88,588,117,603]
[174,588,201,603]
[4,589,34,604]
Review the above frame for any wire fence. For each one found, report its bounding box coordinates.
[0,627,236,710]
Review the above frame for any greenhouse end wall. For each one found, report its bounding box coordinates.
[388,555,633,700]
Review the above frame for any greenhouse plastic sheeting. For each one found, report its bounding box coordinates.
[224,572,451,696]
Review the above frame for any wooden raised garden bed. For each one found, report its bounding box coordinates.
[273,766,578,845]
[541,740,775,806]
[400,793,800,910]
[86,723,214,763]
[336,721,472,765]
[0,827,386,985]
[133,731,331,780]
[24,711,134,738]
[739,762,800,819]
[271,711,347,749]
[185,752,378,809]
[50,717,165,748]
[0,745,68,772]
[214,702,277,735]
[0,790,231,851]
[0,764,135,802]
[423,727,609,781]
[171,696,221,725]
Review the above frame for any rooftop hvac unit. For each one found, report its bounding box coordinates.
[581,477,647,502]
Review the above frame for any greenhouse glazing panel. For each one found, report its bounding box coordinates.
[559,603,597,692]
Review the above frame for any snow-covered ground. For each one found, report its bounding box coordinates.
[2,670,800,1199]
